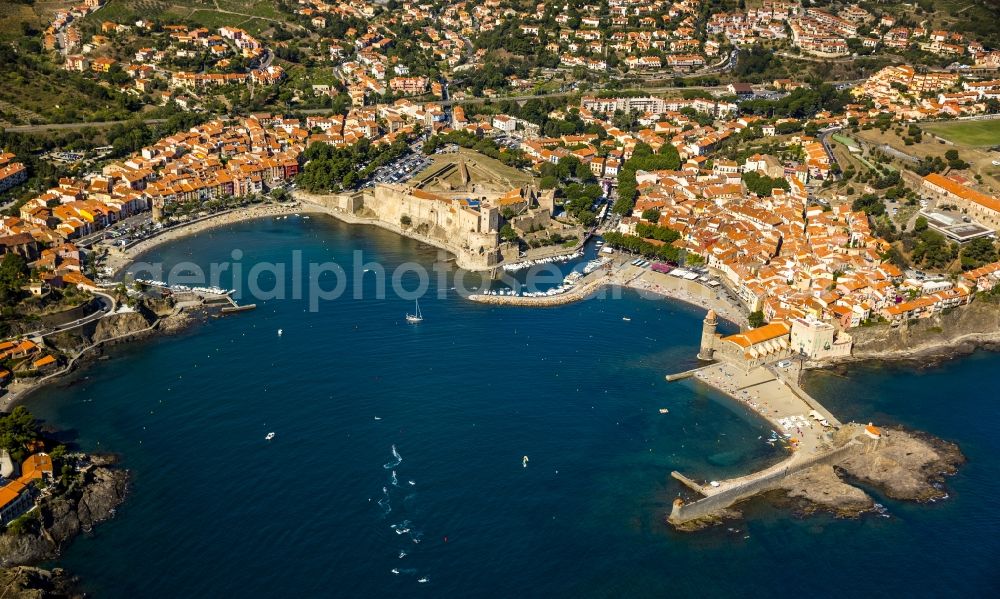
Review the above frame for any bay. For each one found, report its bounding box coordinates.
[24,215,1000,597]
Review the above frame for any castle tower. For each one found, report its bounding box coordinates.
[697,309,717,361]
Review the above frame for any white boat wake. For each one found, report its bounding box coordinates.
[384,445,403,469]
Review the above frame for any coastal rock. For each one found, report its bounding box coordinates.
[0,462,129,567]
[837,427,964,502]
[776,464,874,517]
[158,309,195,333]
[91,310,155,345]
[847,300,1000,363]
[670,508,742,532]
[0,566,82,598]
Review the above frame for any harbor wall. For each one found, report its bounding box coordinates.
[668,441,861,524]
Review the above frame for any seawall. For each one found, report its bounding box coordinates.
[468,272,618,306]
[668,440,862,525]
[294,190,494,271]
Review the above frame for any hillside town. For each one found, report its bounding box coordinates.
[0,1,999,381]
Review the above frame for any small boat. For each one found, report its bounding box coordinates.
[659,408,669,414]
[622,317,631,321]
[277,329,283,337]
[265,432,275,440]
[405,299,423,324]
[522,455,529,468]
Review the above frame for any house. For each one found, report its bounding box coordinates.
[90,57,117,73]
[0,454,54,526]
[0,162,28,193]
[728,82,754,98]
[492,115,516,134]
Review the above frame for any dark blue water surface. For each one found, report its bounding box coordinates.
[25,216,1000,597]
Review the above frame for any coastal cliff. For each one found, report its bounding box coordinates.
[0,455,129,568]
[0,566,82,598]
[845,300,1000,362]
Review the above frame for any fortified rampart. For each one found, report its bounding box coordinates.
[293,190,499,270]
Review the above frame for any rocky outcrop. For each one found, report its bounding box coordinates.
[90,309,155,344]
[837,427,964,502]
[0,457,129,567]
[43,461,129,544]
[672,424,965,530]
[0,566,82,598]
[769,425,964,520]
[846,300,1000,362]
[777,464,874,516]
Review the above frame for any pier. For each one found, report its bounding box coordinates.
[468,263,644,307]
[665,358,859,527]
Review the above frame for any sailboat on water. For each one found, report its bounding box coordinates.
[406,299,423,323]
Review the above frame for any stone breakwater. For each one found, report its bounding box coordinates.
[670,424,964,531]
[467,273,616,306]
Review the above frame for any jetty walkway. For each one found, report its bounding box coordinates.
[468,263,644,307]
[665,360,856,525]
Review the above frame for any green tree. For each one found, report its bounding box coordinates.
[748,311,766,328]
[742,171,790,197]
[852,194,886,216]
[0,406,38,456]
[960,237,998,270]
[0,253,29,305]
[499,223,519,242]
[641,208,661,222]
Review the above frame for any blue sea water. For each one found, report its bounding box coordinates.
[25,216,1000,597]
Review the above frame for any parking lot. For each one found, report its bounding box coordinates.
[365,145,433,188]
[80,213,158,249]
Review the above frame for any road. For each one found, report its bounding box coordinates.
[11,291,116,341]
[2,119,168,133]
[4,78,865,133]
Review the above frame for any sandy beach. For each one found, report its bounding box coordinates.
[626,269,747,328]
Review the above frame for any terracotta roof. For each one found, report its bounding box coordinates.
[721,321,791,348]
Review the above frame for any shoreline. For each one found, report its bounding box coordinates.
[819,331,1000,368]
[625,270,748,329]
[106,202,316,277]
[1,307,197,412]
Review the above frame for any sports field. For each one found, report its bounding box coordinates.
[922,119,1000,147]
